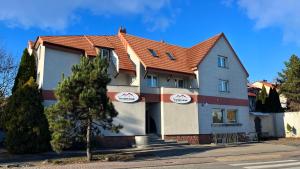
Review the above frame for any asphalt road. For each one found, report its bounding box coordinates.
[138,158,300,169]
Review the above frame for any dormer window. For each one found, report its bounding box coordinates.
[100,48,110,60]
[148,49,158,57]
[166,52,175,60]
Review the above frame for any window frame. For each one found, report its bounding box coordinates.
[218,79,229,92]
[100,48,111,60]
[148,49,158,57]
[175,79,184,88]
[166,52,175,60]
[218,55,228,68]
[147,74,158,87]
[212,108,225,124]
[226,109,238,123]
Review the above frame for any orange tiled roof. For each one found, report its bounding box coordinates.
[121,33,192,74]
[34,35,135,72]
[32,31,248,76]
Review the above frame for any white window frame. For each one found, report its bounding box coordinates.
[219,79,229,92]
[147,74,158,87]
[226,109,238,123]
[218,55,228,68]
[100,48,110,60]
[175,79,184,88]
[212,108,225,124]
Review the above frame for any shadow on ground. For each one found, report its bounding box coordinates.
[0,143,254,164]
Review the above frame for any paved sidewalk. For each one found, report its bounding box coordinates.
[2,143,300,168]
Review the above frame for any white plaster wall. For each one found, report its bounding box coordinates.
[36,45,46,88]
[199,104,251,134]
[249,115,275,137]
[197,37,248,99]
[42,48,81,90]
[275,112,300,138]
[161,87,199,135]
[104,86,145,136]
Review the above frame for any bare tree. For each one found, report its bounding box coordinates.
[0,45,17,97]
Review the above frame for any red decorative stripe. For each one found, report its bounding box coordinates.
[42,90,248,106]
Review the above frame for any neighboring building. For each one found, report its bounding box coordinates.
[28,28,250,146]
[251,80,287,109]
[248,84,260,112]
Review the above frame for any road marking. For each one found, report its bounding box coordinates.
[284,167,300,169]
[244,161,300,169]
[230,159,298,166]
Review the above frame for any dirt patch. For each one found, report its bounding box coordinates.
[265,138,300,146]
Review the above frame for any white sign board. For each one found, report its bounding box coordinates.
[170,94,191,104]
[115,92,139,103]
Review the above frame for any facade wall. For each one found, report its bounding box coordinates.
[197,37,248,99]
[161,87,199,137]
[199,104,250,134]
[196,37,250,135]
[274,112,300,138]
[43,47,81,90]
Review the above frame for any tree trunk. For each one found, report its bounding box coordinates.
[86,118,92,161]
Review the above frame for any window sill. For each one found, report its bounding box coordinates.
[211,123,242,127]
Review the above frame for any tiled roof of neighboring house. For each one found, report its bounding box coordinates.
[31,30,248,76]
[248,92,256,97]
[259,81,275,88]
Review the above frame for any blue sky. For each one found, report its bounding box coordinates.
[0,0,299,82]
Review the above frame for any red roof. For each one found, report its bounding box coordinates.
[248,92,256,97]
[31,30,248,76]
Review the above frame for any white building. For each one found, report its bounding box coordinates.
[28,28,251,147]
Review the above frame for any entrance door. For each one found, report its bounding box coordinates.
[254,117,262,138]
[145,104,157,134]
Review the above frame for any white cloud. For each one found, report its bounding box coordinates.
[0,0,172,31]
[235,0,300,45]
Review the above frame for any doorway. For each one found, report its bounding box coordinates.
[145,103,160,135]
[254,116,262,139]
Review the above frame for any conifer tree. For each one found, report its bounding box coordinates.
[2,77,50,153]
[260,85,268,104]
[12,49,36,93]
[46,56,122,161]
[278,55,300,111]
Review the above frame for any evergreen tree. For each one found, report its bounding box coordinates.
[260,85,268,104]
[12,49,36,93]
[278,54,300,111]
[46,56,122,161]
[2,77,50,153]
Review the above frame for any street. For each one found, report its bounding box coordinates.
[139,159,300,169]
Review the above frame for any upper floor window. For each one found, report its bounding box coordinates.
[218,56,228,68]
[166,52,175,60]
[219,79,229,92]
[175,79,184,88]
[147,75,158,87]
[148,49,158,57]
[100,48,110,60]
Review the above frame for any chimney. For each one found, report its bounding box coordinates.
[160,40,165,43]
[118,26,127,34]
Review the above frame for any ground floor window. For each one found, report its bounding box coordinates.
[227,109,237,123]
[212,109,224,123]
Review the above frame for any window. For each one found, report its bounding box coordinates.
[147,75,158,87]
[219,80,229,92]
[212,109,224,123]
[100,48,110,59]
[148,49,158,57]
[227,110,237,123]
[175,79,184,88]
[166,52,175,60]
[218,56,228,68]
